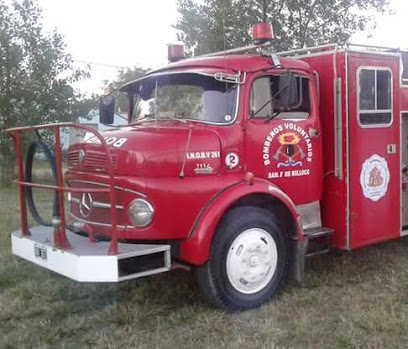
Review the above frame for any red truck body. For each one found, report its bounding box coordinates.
[65,55,319,264]
[297,45,407,250]
[8,35,408,310]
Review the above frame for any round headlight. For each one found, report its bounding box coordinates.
[127,199,154,227]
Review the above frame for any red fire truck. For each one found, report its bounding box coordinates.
[7,23,408,311]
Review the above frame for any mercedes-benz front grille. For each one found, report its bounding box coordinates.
[67,149,118,169]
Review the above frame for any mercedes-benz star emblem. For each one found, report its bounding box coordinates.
[78,149,85,164]
[79,193,93,217]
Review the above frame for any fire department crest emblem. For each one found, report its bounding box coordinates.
[273,132,305,168]
[263,123,313,179]
[360,154,390,202]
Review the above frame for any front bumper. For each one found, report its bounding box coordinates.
[11,226,171,282]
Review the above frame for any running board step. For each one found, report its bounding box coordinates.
[294,227,335,284]
[303,227,335,238]
[304,227,334,258]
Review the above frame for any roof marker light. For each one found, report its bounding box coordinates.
[252,23,274,45]
[168,44,186,62]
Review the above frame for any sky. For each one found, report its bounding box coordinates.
[33,0,408,95]
[38,0,179,95]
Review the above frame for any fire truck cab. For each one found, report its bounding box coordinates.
[8,23,408,311]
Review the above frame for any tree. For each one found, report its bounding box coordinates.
[175,0,391,55]
[104,67,148,113]
[0,0,95,180]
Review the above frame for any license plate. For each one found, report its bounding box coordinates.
[34,244,48,261]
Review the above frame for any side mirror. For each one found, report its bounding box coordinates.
[99,95,115,125]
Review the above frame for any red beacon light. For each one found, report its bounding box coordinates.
[168,44,186,62]
[252,23,274,45]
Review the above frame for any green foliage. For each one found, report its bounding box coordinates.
[175,0,391,55]
[0,0,95,180]
[105,67,148,112]
[155,85,203,117]
[106,67,149,92]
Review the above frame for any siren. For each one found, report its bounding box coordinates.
[252,23,274,45]
[168,44,186,62]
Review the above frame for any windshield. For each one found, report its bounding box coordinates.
[131,73,238,124]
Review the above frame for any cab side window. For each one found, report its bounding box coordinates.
[358,68,392,126]
[250,77,272,117]
[401,52,408,85]
[250,74,311,119]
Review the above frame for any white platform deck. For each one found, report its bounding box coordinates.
[11,226,171,282]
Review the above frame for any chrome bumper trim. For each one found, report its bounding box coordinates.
[68,193,124,209]
[67,179,147,198]
[69,212,135,230]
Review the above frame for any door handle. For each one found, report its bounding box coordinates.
[309,128,320,138]
[387,144,397,154]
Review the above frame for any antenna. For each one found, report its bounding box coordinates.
[223,17,227,71]
[223,17,229,123]
[154,79,158,126]
[198,23,275,59]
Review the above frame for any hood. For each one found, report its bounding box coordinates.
[67,125,222,178]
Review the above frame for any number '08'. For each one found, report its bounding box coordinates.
[86,136,128,148]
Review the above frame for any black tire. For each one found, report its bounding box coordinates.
[196,206,288,312]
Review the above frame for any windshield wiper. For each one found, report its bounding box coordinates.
[164,114,188,123]
[130,114,196,125]
[128,114,155,126]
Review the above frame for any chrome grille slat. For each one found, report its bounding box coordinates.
[67,150,79,166]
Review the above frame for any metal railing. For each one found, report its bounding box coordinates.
[278,44,339,57]
[6,122,120,255]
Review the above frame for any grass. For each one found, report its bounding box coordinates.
[2,185,408,348]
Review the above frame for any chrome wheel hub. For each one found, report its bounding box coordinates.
[226,228,278,294]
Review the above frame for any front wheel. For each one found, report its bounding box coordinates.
[196,206,288,311]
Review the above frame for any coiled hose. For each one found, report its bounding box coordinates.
[25,140,60,226]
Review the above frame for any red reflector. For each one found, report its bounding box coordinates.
[168,44,185,62]
[252,23,274,44]
[245,172,255,185]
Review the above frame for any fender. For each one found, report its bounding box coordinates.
[178,178,303,265]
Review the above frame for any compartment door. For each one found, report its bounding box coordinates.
[348,55,400,248]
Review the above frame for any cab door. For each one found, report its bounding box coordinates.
[348,53,400,248]
[244,71,323,205]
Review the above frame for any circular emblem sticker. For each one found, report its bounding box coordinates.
[225,152,239,169]
[360,154,390,202]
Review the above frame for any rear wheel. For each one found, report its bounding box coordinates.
[196,206,288,311]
